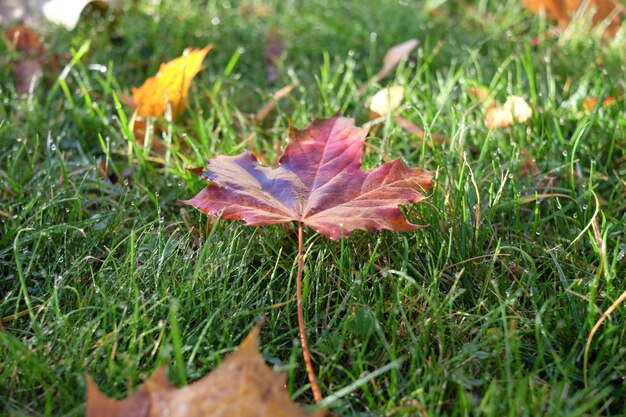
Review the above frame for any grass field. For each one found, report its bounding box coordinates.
[1,0,626,415]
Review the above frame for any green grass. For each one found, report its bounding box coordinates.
[1,0,626,415]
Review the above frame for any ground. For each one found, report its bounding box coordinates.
[1,0,625,416]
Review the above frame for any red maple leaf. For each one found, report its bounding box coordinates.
[184,116,434,240]
[184,116,434,402]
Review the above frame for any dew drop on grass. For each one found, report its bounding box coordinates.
[582,204,588,210]
[573,213,578,219]
[617,245,625,262]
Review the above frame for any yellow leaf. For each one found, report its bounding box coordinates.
[132,44,212,118]
[368,85,405,117]
[485,96,533,129]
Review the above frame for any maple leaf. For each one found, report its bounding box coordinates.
[86,326,326,417]
[184,116,434,241]
[131,45,212,119]
[184,116,434,401]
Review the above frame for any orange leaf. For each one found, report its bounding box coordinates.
[520,0,623,38]
[131,45,212,119]
[582,94,621,110]
[86,327,326,417]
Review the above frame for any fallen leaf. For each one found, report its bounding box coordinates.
[131,45,212,119]
[254,84,295,123]
[520,0,623,37]
[184,116,434,241]
[582,94,621,110]
[485,96,533,129]
[393,116,447,145]
[0,0,123,30]
[4,25,45,55]
[467,85,493,106]
[86,327,326,417]
[129,118,167,154]
[521,0,574,24]
[264,26,284,85]
[374,39,418,83]
[368,85,405,117]
[13,59,43,95]
[3,25,47,95]
[238,0,270,17]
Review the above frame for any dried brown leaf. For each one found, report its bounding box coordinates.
[264,26,284,85]
[86,327,326,417]
[254,84,295,123]
[393,116,448,145]
[4,25,45,55]
[374,39,418,82]
[13,59,43,95]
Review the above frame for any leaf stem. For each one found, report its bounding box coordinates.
[296,221,322,403]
